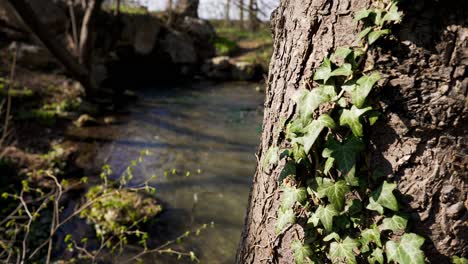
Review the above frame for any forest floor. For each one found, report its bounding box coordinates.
[211,21,273,72]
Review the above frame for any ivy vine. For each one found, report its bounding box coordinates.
[266,1,428,263]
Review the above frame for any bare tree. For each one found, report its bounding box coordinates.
[247,0,258,31]
[225,0,231,25]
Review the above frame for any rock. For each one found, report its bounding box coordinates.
[180,17,216,60]
[74,114,98,127]
[103,116,117,125]
[201,56,232,79]
[175,0,199,17]
[0,0,67,36]
[232,61,259,81]
[447,202,465,218]
[83,189,162,236]
[160,30,197,64]
[9,42,57,69]
[133,17,161,55]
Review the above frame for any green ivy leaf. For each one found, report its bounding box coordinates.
[323,232,341,242]
[386,233,425,264]
[380,214,408,232]
[282,186,308,209]
[368,29,390,45]
[339,105,372,137]
[279,161,296,183]
[348,199,362,215]
[354,8,374,21]
[368,248,384,264]
[316,204,338,232]
[307,213,320,227]
[331,63,353,77]
[331,47,353,62]
[452,256,468,264]
[322,136,364,185]
[366,197,384,214]
[357,27,373,41]
[371,181,399,212]
[367,110,381,125]
[382,3,402,24]
[293,114,336,154]
[294,85,336,124]
[329,237,360,264]
[263,146,279,170]
[322,180,349,211]
[360,225,382,253]
[292,240,312,264]
[315,177,333,199]
[343,72,380,108]
[313,58,332,82]
[275,208,296,234]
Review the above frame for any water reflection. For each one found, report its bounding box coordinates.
[67,81,264,263]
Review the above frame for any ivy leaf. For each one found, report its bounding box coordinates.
[331,47,353,62]
[279,161,296,183]
[453,256,468,264]
[307,213,320,227]
[316,204,338,232]
[315,177,333,199]
[357,27,373,41]
[282,186,308,209]
[382,3,402,24]
[292,240,312,264]
[324,156,335,175]
[339,105,372,137]
[368,248,384,264]
[313,58,332,82]
[331,63,353,77]
[275,208,296,234]
[263,146,279,170]
[329,237,360,264]
[380,214,408,232]
[294,114,336,154]
[360,225,382,253]
[322,136,364,185]
[323,232,341,242]
[294,85,336,124]
[348,199,362,215]
[341,72,380,109]
[366,197,384,214]
[368,29,390,45]
[355,8,374,21]
[371,181,399,212]
[386,233,425,264]
[367,110,381,126]
[324,180,349,211]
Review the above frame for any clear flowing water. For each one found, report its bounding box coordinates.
[68,81,264,263]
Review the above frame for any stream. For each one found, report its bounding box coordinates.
[67,81,265,263]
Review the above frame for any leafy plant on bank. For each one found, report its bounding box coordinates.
[267,1,427,263]
[0,150,203,263]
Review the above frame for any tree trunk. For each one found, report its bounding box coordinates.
[239,0,244,29]
[236,0,467,263]
[6,0,96,96]
[247,0,258,31]
[225,0,231,25]
[79,0,103,68]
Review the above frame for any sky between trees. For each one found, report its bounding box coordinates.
[135,0,279,20]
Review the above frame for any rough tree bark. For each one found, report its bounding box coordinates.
[236,0,467,263]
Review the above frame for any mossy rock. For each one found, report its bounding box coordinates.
[82,188,162,236]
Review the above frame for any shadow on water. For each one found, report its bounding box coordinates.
[67,81,265,263]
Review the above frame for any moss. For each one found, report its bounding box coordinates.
[212,36,239,56]
[82,187,162,236]
[17,109,57,126]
